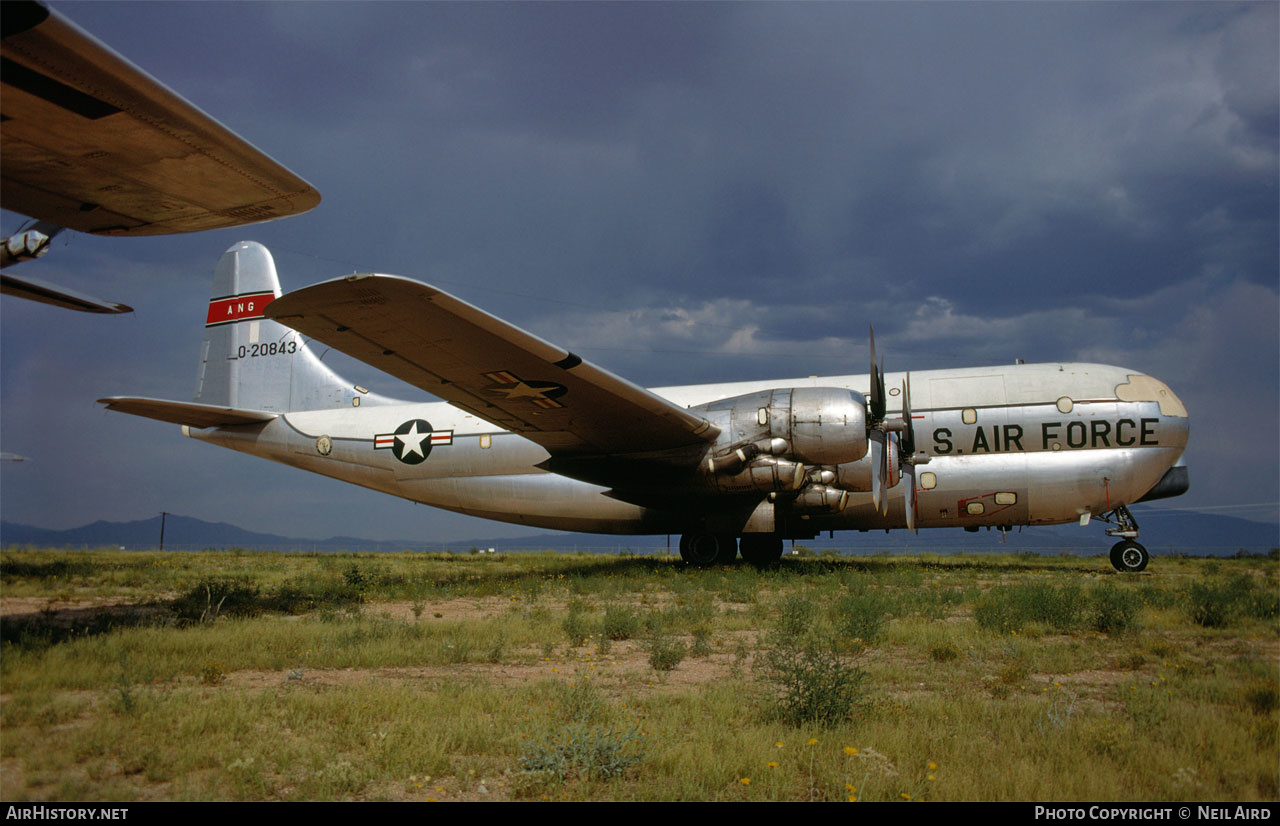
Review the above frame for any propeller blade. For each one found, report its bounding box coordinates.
[869,326,885,422]
[904,463,917,534]
[870,430,885,513]
[900,373,915,457]
[886,431,900,492]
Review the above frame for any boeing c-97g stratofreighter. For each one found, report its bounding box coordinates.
[101,242,1191,571]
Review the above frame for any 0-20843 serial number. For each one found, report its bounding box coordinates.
[237,341,297,359]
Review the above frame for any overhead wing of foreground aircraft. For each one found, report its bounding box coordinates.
[101,242,1191,572]
[1,1,320,312]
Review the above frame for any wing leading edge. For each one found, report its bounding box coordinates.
[265,274,720,457]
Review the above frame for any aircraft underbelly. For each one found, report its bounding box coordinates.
[395,475,662,533]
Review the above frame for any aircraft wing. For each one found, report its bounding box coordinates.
[97,397,277,428]
[266,274,721,457]
[1,2,320,236]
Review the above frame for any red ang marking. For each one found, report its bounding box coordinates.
[206,292,275,326]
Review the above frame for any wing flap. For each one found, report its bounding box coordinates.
[98,397,277,428]
[266,274,719,456]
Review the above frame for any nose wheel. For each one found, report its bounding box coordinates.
[1109,539,1149,573]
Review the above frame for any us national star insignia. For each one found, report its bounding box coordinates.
[374,419,453,464]
[482,370,567,409]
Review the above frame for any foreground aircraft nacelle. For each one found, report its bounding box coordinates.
[100,242,1191,573]
[694,387,869,495]
[697,387,870,467]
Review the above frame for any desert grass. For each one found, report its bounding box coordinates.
[1,547,1276,801]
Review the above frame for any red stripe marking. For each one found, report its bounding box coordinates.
[206,292,275,326]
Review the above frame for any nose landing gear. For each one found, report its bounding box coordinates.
[1101,505,1148,573]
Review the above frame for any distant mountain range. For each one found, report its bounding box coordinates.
[2,510,1276,556]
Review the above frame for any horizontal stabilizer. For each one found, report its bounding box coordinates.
[98,396,277,428]
[1,272,132,313]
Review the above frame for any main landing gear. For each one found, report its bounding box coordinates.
[678,533,737,567]
[1100,505,1148,573]
[678,534,784,568]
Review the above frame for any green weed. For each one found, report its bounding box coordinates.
[1087,584,1143,634]
[645,631,687,672]
[601,604,640,641]
[562,599,592,647]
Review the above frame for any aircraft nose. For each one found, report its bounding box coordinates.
[1115,374,1188,419]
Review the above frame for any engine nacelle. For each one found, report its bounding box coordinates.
[702,455,807,494]
[793,484,850,512]
[694,386,869,467]
[817,455,874,492]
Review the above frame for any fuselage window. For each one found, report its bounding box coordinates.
[920,472,938,490]
[995,492,1017,505]
[962,408,977,425]
[1057,396,1074,414]
[966,501,985,515]
[480,434,492,449]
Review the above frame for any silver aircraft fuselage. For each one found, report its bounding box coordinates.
[186,361,1188,537]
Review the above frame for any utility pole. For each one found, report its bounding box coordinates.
[159,511,168,552]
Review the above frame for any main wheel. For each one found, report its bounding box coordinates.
[1109,539,1149,573]
[679,533,736,567]
[739,535,784,568]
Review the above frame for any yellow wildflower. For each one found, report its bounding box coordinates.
[844,746,858,756]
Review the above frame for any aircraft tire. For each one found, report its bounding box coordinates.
[1109,540,1149,573]
[680,533,733,567]
[714,535,739,564]
[740,535,784,569]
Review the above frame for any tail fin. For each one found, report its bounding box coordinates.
[194,241,355,413]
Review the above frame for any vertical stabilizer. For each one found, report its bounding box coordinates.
[194,241,353,413]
